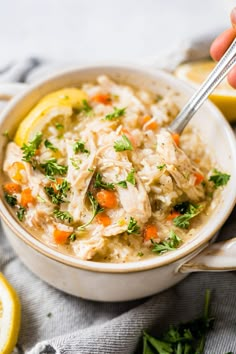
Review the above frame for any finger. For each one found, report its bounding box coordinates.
[210,28,236,61]
[231,7,236,29]
[227,66,236,88]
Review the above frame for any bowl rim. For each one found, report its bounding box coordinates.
[0,63,236,274]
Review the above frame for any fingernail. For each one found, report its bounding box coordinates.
[231,7,236,27]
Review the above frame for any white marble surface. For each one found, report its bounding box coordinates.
[0,0,232,65]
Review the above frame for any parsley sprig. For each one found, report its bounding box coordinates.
[40,159,68,177]
[4,193,17,207]
[152,230,181,254]
[17,206,26,221]
[94,173,115,190]
[44,180,70,205]
[117,169,136,188]
[74,99,93,116]
[105,107,126,121]
[73,140,89,154]
[44,139,58,152]
[77,192,104,231]
[209,169,230,189]
[127,217,140,234]
[114,134,133,152]
[21,132,43,165]
[53,209,73,223]
[142,290,214,354]
[173,203,201,229]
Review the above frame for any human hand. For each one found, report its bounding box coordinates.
[210,7,236,88]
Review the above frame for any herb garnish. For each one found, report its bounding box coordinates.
[137,252,144,257]
[157,164,166,171]
[209,169,230,189]
[40,159,68,177]
[17,206,26,221]
[77,192,104,231]
[127,217,140,234]
[4,193,17,207]
[53,209,73,223]
[21,132,43,164]
[173,203,201,229]
[2,131,10,140]
[173,201,191,215]
[142,290,214,354]
[152,230,181,254]
[94,173,115,190]
[79,99,93,116]
[105,107,126,121]
[70,158,81,169]
[55,123,64,130]
[73,140,89,154]
[44,139,58,152]
[44,180,70,205]
[117,180,128,189]
[126,169,135,185]
[68,233,77,242]
[114,135,133,152]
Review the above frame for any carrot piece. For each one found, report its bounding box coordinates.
[171,133,180,147]
[140,115,158,131]
[121,128,136,147]
[144,224,158,242]
[92,93,111,105]
[9,162,26,183]
[96,190,118,209]
[3,182,21,194]
[194,172,204,185]
[140,115,151,126]
[53,229,72,244]
[20,188,35,207]
[166,211,181,221]
[96,212,111,226]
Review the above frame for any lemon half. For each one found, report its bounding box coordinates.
[14,88,87,145]
[0,273,21,354]
[175,60,236,122]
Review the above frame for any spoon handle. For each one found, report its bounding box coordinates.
[169,38,236,134]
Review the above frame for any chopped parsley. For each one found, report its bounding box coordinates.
[141,290,214,354]
[105,107,126,121]
[114,134,133,152]
[173,203,201,229]
[157,164,166,171]
[2,131,10,140]
[88,168,94,173]
[44,180,70,205]
[4,193,17,207]
[21,132,43,164]
[53,209,73,223]
[126,169,135,185]
[44,139,58,152]
[70,158,81,169]
[127,217,140,234]
[40,159,68,177]
[16,206,26,221]
[116,180,128,189]
[79,99,93,116]
[73,140,89,154]
[209,169,230,189]
[55,123,64,130]
[94,173,115,190]
[152,230,181,254]
[137,251,144,257]
[77,192,104,231]
[68,233,77,242]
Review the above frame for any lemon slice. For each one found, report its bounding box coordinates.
[175,60,236,122]
[14,88,88,145]
[0,273,21,354]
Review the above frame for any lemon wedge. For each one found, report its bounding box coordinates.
[0,273,21,354]
[175,60,236,122]
[14,88,88,146]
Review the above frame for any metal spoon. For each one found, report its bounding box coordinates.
[169,38,236,134]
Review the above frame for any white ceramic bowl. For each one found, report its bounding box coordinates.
[0,65,236,301]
